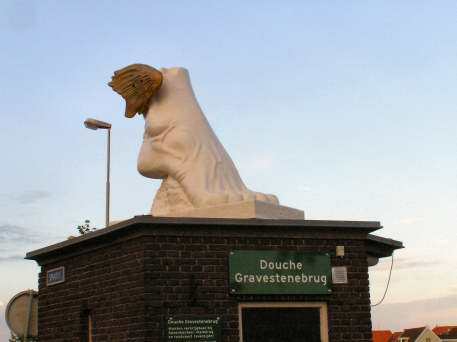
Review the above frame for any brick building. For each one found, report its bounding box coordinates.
[27,216,402,342]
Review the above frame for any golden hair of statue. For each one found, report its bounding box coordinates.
[108,64,163,118]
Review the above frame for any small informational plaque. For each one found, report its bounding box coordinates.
[166,316,221,342]
[46,266,65,286]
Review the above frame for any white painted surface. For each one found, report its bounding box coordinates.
[138,67,287,218]
[165,199,304,220]
[415,328,442,342]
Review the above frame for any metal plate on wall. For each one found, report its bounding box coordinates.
[229,251,332,295]
[166,316,221,342]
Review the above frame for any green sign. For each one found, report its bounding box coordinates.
[229,251,332,295]
[166,316,221,342]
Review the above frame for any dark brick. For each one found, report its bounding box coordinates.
[31,220,380,341]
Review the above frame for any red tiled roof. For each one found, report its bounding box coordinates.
[373,330,393,342]
[389,332,402,342]
[433,326,457,336]
[441,327,457,339]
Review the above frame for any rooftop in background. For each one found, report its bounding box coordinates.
[389,332,402,342]
[440,327,457,340]
[373,330,393,342]
[433,326,457,336]
[399,327,426,341]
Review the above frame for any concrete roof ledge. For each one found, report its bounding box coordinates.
[25,215,401,263]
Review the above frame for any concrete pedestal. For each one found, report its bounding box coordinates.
[27,216,402,342]
[167,200,304,220]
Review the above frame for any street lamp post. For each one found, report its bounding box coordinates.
[84,118,112,227]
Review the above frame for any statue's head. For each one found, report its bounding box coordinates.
[108,64,163,118]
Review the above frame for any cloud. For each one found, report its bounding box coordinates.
[0,224,41,243]
[398,217,423,225]
[244,154,276,171]
[0,255,24,262]
[0,309,8,342]
[0,190,51,204]
[0,224,62,261]
[448,287,457,294]
[370,257,440,272]
[372,294,457,331]
[4,0,38,33]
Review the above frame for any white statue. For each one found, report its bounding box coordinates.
[109,64,281,217]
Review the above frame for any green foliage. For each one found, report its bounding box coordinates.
[9,332,38,342]
[8,333,20,342]
[77,219,96,235]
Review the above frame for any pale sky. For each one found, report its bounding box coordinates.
[1,1,457,339]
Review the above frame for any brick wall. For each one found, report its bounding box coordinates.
[34,220,374,342]
[142,235,371,342]
[38,238,147,341]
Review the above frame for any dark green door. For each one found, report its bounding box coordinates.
[242,307,321,342]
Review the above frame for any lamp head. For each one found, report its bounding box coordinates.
[84,118,111,130]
